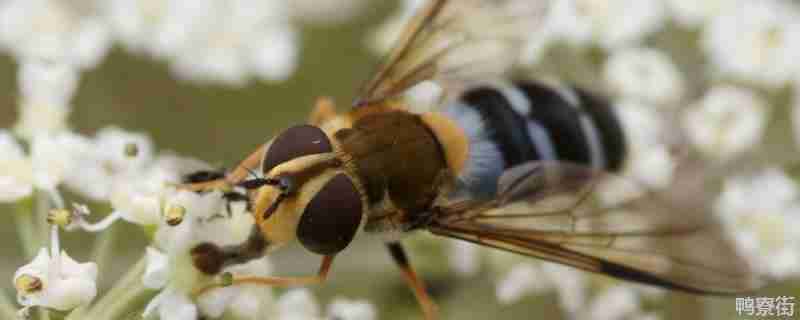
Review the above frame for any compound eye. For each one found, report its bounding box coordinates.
[262,125,333,174]
[297,174,363,255]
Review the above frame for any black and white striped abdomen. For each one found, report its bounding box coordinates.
[443,81,627,197]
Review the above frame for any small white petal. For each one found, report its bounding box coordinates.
[0,131,34,202]
[158,290,198,320]
[367,0,426,54]
[703,1,800,87]
[582,286,640,320]
[14,248,51,283]
[405,81,445,114]
[715,168,800,279]
[277,289,321,319]
[73,18,113,69]
[495,263,548,304]
[449,240,481,277]
[683,86,768,160]
[605,48,685,105]
[289,0,369,25]
[250,27,299,82]
[14,248,98,311]
[227,288,276,320]
[540,263,587,316]
[95,126,155,174]
[666,0,737,27]
[549,0,668,49]
[17,61,79,109]
[30,133,90,190]
[326,298,377,320]
[197,285,239,318]
[109,183,162,226]
[13,102,71,141]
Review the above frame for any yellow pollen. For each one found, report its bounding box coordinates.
[15,275,42,295]
[124,143,139,157]
[47,209,72,228]
[164,204,187,226]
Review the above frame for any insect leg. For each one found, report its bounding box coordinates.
[386,242,439,320]
[192,255,336,297]
[308,96,338,126]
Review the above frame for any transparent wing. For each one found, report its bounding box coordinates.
[428,162,762,294]
[354,0,551,108]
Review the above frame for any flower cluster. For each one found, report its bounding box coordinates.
[0,1,375,319]
[0,0,369,87]
[3,0,800,319]
[3,61,377,319]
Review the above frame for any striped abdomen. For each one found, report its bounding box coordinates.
[444,81,627,196]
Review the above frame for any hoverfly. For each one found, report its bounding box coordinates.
[183,1,762,319]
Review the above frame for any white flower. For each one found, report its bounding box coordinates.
[17,60,79,112]
[540,263,588,316]
[489,248,588,315]
[614,100,676,189]
[666,0,737,27]
[109,0,299,86]
[142,190,282,319]
[368,0,427,54]
[0,0,111,68]
[495,263,549,304]
[604,48,685,106]
[221,259,276,320]
[0,131,34,202]
[683,86,768,161]
[715,168,800,279]
[549,0,668,49]
[64,126,155,201]
[13,248,98,311]
[405,81,445,113]
[703,0,800,88]
[579,286,640,320]
[448,240,481,277]
[326,298,377,320]
[13,61,80,140]
[30,132,92,192]
[288,0,369,25]
[198,257,275,319]
[0,129,95,203]
[276,288,321,320]
[105,154,211,226]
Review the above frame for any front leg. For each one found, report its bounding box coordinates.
[180,144,268,193]
[192,255,336,297]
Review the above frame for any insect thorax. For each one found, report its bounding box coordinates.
[335,110,449,233]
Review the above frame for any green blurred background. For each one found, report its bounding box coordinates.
[0,1,798,319]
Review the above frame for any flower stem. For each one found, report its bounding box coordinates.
[0,292,17,320]
[38,308,50,320]
[90,222,117,275]
[78,255,148,320]
[36,192,51,251]
[13,196,39,258]
[97,278,150,320]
